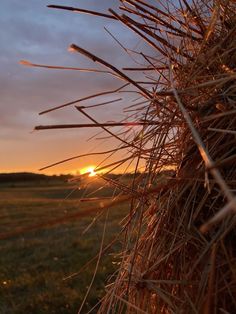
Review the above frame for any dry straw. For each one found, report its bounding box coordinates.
[18,0,236,312]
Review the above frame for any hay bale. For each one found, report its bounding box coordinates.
[97,1,236,313]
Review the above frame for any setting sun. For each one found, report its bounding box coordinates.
[80,166,97,177]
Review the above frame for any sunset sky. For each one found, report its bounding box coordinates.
[1,0,149,175]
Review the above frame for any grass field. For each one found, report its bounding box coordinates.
[0,178,129,313]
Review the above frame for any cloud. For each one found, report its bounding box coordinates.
[0,0,151,173]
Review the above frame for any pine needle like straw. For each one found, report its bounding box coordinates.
[39,145,128,171]
[47,5,116,20]
[35,121,157,130]
[19,60,116,76]
[78,98,122,109]
[208,127,236,135]
[78,212,108,314]
[39,83,129,115]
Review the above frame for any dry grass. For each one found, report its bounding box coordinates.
[20,0,236,312]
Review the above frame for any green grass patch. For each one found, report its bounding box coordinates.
[0,181,128,313]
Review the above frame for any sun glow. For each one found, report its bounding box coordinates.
[79,166,97,177]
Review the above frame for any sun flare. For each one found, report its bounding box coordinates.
[80,166,97,177]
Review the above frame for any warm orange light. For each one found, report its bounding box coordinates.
[80,166,97,177]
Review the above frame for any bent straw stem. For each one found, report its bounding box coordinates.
[69,44,152,99]
[39,145,129,171]
[75,106,151,150]
[39,83,129,115]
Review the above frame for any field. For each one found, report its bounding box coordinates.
[0,178,129,313]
